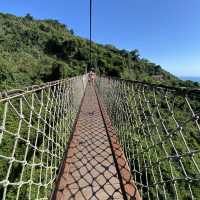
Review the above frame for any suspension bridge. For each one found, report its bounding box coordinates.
[0,75,199,200]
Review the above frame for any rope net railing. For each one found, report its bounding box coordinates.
[0,75,87,200]
[96,76,200,200]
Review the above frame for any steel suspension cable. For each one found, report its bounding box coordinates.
[89,0,92,71]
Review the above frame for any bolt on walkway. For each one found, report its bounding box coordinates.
[52,84,141,200]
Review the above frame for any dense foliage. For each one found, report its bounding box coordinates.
[0,13,199,91]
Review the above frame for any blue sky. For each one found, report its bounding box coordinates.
[1,0,200,76]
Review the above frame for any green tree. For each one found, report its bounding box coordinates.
[25,13,34,20]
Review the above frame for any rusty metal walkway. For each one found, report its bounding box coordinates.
[52,84,141,200]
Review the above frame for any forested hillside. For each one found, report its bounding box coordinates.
[0,12,198,91]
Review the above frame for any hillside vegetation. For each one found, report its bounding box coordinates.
[0,13,199,91]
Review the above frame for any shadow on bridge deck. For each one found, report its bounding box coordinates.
[51,84,141,200]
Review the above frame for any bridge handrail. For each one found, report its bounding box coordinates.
[103,76,200,96]
[0,75,87,102]
[96,76,200,199]
[0,75,87,200]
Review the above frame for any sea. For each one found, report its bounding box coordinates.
[180,77,200,83]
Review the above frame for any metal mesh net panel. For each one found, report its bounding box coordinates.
[96,76,200,200]
[0,75,87,200]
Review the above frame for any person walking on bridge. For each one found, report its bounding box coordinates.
[88,70,96,85]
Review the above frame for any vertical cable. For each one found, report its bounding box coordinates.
[89,0,92,71]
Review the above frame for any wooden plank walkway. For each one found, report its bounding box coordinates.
[52,84,141,200]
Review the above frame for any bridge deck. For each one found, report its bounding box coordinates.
[52,84,140,200]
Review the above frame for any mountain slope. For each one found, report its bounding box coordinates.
[0,13,198,90]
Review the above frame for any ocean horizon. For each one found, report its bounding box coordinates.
[180,76,200,83]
